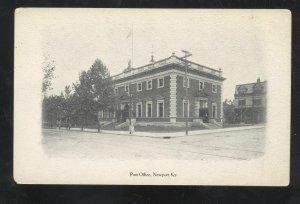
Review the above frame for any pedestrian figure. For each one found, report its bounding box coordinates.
[129,124,135,134]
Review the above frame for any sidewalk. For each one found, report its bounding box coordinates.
[64,125,265,138]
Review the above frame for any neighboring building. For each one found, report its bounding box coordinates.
[101,52,225,124]
[233,78,267,124]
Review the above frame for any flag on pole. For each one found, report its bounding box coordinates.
[126,25,134,68]
[126,30,132,39]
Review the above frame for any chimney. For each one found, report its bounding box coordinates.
[257,77,261,83]
[150,55,155,63]
[150,44,155,63]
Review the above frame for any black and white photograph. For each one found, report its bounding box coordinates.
[14,9,291,185]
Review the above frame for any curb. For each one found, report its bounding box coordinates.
[55,125,265,139]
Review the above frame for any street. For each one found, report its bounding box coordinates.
[42,127,265,160]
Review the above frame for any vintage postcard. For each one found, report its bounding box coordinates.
[14,8,291,185]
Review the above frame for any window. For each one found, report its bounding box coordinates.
[157,77,164,88]
[253,99,262,106]
[136,102,142,118]
[146,101,152,117]
[199,81,204,90]
[253,84,264,93]
[137,82,142,92]
[238,100,246,106]
[147,80,152,90]
[157,100,164,118]
[182,100,189,117]
[114,88,118,95]
[183,77,189,88]
[212,84,217,93]
[125,85,129,93]
[238,86,247,94]
[212,103,217,118]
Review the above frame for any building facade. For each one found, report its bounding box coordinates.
[102,53,225,123]
[233,78,267,124]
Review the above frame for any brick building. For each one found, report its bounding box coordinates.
[102,53,225,124]
[233,78,267,124]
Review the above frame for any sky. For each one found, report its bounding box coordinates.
[41,9,268,100]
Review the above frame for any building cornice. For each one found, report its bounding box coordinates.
[112,55,224,82]
[114,69,224,88]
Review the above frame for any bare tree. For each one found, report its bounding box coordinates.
[42,54,56,97]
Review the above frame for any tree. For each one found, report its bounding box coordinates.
[42,54,56,97]
[88,59,114,107]
[43,58,114,131]
[64,85,72,98]
[87,59,114,132]
[223,100,236,124]
[42,95,64,128]
[61,85,74,129]
[73,71,96,131]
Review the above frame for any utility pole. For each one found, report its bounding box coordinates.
[129,91,132,134]
[128,74,134,134]
[180,50,192,136]
[129,25,134,134]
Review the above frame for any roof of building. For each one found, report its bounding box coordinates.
[111,53,224,81]
[235,78,267,95]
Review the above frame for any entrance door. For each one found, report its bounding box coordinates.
[198,100,208,123]
[122,104,129,122]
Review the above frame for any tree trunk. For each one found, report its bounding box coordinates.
[81,117,84,131]
[50,115,53,129]
[67,117,70,130]
[98,120,101,133]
